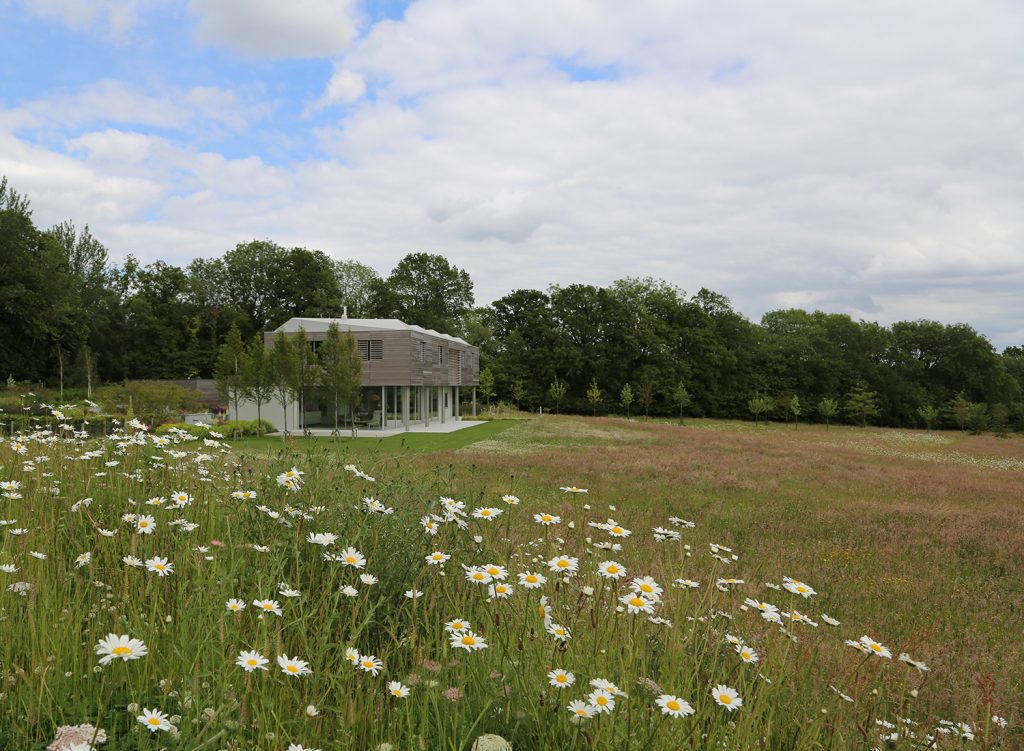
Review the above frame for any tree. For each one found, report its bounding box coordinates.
[636,374,657,418]
[817,397,838,430]
[511,379,526,411]
[373,253,474,334]
[242,333,274,435]
[586,378,602,416]
[548,377,567,414]
[214,324,247,436]
[333,260,381,317]
[747,394,773,425]
[670,381,692,424]
[916,404,939,431]
[318,323,363,437]
[790,395,802,429]
[620,383,634,418]
[269,334,297,436]
[947,391,971,431]
[965,403,990,435]
[845,382,880,427]
[478,368,495,410]
[291,327,320,435]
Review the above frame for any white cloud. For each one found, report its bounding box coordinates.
[11,0,168,36]
[188,0,360,58]
[2,0,1024,348]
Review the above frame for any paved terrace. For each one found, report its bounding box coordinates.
[271,419,486,439]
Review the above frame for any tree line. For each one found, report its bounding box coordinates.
[4,176,1023,431]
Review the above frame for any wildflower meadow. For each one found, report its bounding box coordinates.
[0,409,1019,750]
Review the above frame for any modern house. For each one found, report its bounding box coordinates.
[234,316,480,432]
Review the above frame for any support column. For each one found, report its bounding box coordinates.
[441,387,446,425]
[402,386,410,430]
[423,386,429,426]
[454,386,460,420]
[472,387,477,417]
[381,386,385,429]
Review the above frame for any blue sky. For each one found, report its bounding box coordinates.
[1,0,1022,348]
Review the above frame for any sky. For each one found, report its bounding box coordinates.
[1,1,1022,348]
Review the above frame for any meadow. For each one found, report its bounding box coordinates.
[1,411,1020,750]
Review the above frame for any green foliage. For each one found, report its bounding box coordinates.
[214,324,248,429]
[671,381,692,423]
[547,377,567,414]
[154,419,273,437]
[478,368,495,409]
[789,395,802,428]
[965,403,990,435]
[371,252,474,335]
[916,404,940,430]
[510,379,527,410]
[94,381,204,426]
[947,391,971,431]
[269,333,298,434]
[619,382,634,417]
[844,382,881,427]
[747,394,773,424]
[318,323,363,435]
[586,378,602,415]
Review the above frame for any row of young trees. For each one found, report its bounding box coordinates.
[5,175,1024,431]
[213,324,363,437]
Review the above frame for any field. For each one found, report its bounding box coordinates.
[1,413,1020,750]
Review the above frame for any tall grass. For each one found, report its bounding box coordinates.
[0,414,1017,749]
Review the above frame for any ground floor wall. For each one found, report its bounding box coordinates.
[231,385,477,432]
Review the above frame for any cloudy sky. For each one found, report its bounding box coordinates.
[1,1,1022,347]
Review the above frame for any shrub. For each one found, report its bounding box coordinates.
[154,419,274,438]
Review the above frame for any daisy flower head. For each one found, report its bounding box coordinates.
[620,593,656,615]
[590,678,622,695]
[472,507,502,520]
[782,577,817,598]
[387,681,410,698]
[630,576,664,601]
[446,618,471,634]
[135,515,156,534]
[859,635,892,659]
[518,571,547,589]
[338,547,366,569]
[75,552,91,568]
[483,563,508,580]
[122,555,143,568]
[845,638,871,654]
[253,598,283,616]
[607,523,631,538]
[546,623,571,641]
[307,532,337,546]
[546,555,579,574]
[169,491,192,507]
[145,556,173,576]
[598,560,627,579]
[534,513,561,526]
[736,644,759,664]
[450,630,488,651]
[358,654,383,675]
[588,689,616,714]
[226,598,246,613]
[345,647,360,665]
[898,653,930,672]
[567,700,596,720]
[137,708,171,732]
[236,650,269,672]
[277,654,312,676]
[547,668,575,688]
[421,517,439,535]
[712,684,742,711]
[464,566,493,585]
[821,613,841,626]
[426,551,450,565]
[489,582,513,599]
[95,633,148,665]
[656,694,695,718]
[501,494,520,505]
[560,486,588,494]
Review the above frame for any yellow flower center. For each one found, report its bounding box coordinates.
[640,584,653,593]
[557,560,568,568]
[596,696,607,705]
[112,646,131,656]
[526,575,537,583]
[556,675,566,683]
[247,659,257,666]
[576,708,587,715]
[667,700,680,711]
[543,515,552,522]
[148,717,161,725]
[461,635,475,646]
[870,643,882,652]
[346,557,356,564]
[720,694,731,704]
[263,604,274,610]
[287,664,299,672]
[612,527,623,534]
[473,573,484,580]
[607,565,618,574]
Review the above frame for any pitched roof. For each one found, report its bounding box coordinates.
[273,317,473,347]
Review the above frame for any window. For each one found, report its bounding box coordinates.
[438,345,444,365]
[358,340,383,361]
[456,351,463,384]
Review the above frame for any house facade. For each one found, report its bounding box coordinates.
[235,316,480,432]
